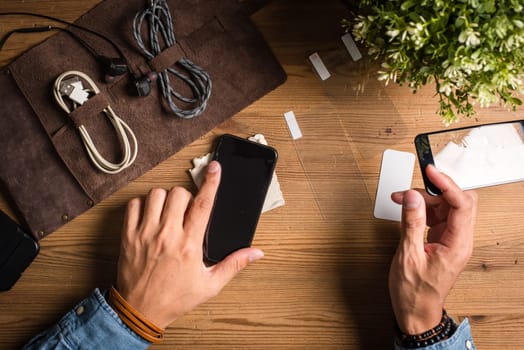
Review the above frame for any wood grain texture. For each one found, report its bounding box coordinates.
[1,0,524,349]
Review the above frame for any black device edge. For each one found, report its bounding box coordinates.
[414,133,441,196]
[0,210,40,291]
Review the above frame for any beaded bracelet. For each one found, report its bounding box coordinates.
[395,310,457,349]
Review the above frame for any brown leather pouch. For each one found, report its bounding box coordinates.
[0,0,286,239]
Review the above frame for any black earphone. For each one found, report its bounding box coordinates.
[0,12,156,96]
[134,71,158,96]
[98,55,129,83]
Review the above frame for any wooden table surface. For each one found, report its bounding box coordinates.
[1,1,524,349]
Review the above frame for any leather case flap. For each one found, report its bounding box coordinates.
[0,0,286,239]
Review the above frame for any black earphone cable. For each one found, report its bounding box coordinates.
[0,25,100,60]
[0,12,130,70]
[0,9,212,109]
[0,26,53,50]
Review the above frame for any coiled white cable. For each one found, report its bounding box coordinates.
[53,71,138,174]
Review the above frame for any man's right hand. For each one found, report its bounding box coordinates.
[388,165,478,334]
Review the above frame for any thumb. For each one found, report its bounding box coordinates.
[210,248,264,288]
[400,190,426,252]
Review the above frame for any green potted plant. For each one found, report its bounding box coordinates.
[343,0,524,124]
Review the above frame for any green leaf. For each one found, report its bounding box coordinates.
[478,0,496,14]
[344,0,524,123]
[400,0,416,11]
[455,17,465,28]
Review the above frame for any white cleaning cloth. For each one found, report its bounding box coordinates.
[188,134,285,213]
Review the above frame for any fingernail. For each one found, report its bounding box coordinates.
[427,164,440,173]
[390,191,405,205]
[207,161,220,174]
[249,249,264,263]
[403,191,422,209]
[392,190,405,197]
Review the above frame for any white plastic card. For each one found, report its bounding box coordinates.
[374,149,415,221]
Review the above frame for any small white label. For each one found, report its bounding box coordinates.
[308,52,331,81]
[374,149,415,221]
[341,33,362,61]
[284,111,303,140]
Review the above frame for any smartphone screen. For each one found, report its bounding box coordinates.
[203,134,278,263]
[415,120,524,195]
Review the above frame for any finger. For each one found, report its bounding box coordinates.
[425,165,465,208]
[184,161,221,238]
[391,191,404,205]
[426,222,447,243]
[141,188,168,229]
[209,248,264,292]
[162,186,192,230]
[442,190,478,243]
[122,197,143,239]
[393,189,448,226]
[400,190,427,253]
[392,189,437,206]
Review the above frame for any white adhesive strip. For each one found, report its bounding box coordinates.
[374,149,415,221]
[341,33,362,61]
[308,52,331,80]
[284,111,303,140]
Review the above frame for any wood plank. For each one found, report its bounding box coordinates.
[0,0,523,349]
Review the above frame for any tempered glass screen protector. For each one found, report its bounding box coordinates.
[314,47,409,159]
[204,134,277,263]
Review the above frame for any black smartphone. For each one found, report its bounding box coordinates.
[0,210,39,291]
[415,120,524,196]
[203,134,278,264]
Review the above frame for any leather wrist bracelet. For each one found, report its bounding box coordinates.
[107,286,165,344]
[395,309,457,349]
